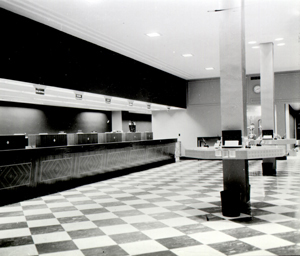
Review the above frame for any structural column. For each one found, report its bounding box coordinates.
[111,111,123,131]
[260,43,275,132]
[219,0,250,215]
[260,43,277,175]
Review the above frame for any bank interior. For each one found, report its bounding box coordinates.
[0,1,300,255]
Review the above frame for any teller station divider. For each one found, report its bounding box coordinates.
[0,133,174,206]
[24,132,154,148]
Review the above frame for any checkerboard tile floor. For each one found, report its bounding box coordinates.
[0,155,300,256]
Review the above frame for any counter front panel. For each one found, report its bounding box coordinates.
[0,139,177,199]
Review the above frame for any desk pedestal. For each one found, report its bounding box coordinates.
[223,159,251,215]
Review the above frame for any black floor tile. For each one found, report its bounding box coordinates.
[279,220,300,229]
[0,222,28,230]
[156,235,201,249]
[175,223,214,235]
[222,227,265,239]
[82,245,129,256]
[268,244,300,256]
[50,206,78,212]
[137,251,177,256]
[114,210,144,217]
[149,212,181,220]
[209,240,260,255]
[230,217,269,226]
[68,228,105,239]
[36,240,78,254]
[0,211,24,217]
[80,208,108,215]
[273,231,300,243]
[132,221,167,231]
[110,231,150,244]
[58,215,89,224]
[30,224,65,235]
[93,218,126,227]
[0,236,33,247]
[25,213,56,221]
[22,204,48,210]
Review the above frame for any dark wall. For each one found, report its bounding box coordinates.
[1,8,187,108]
[0,102,111,134]
[290,106,300,140]
[122,112,152,132]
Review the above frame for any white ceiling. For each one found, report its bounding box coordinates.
[1,0,299,81]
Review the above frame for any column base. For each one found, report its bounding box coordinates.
[262,158,277,176]
[222,160,251,217]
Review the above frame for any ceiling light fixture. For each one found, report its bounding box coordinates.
[182,54,193,57]
[146,32,161,37]
[275,38,284,41]
[277,43,285,46]
[248,41,256,44]
[205,67,214,70]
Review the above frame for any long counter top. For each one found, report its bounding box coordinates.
[185,145,287,160]
[249,138,296,145]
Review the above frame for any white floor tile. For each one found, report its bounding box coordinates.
[53,210,84,218]
[256,213,294,222]
[232,250,277,256]
[0,228,30,239]
[32,231,71,244]
[23,208,52,216]
[202,220,245,231]
[175,209,209,217]
[248,223,295,234]
[0,244,38,256]
[74,236,116,249]
[86,212,118,221]
[47,202,74,208]
[62,221,97,231]
[120,240,168,255]
[139,207,170,214]
[101,224,138,235]
[74,204,102,210]
[0,206,23,213]
[27,218,60,228]
[142,227,184,239]
[122,215,157,224]
[189,231,236,244]
[187,203,217,209]
[241,235,294,250]
[105,205,135,212]
[160,217,199,227]
[0,216,26,224]
[171,245,226,256]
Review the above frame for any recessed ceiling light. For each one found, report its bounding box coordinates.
[252,46,260,49]
[275,38,284,41]
[248,41,257,44]
[182,54,193,57]
[146,32,161,37]
[205,67,214,70]
[277,43,285,46]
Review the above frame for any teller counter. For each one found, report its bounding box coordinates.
[0,138,176,205]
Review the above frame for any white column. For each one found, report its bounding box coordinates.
[260,43,275,133]
[111,111,122,131]
[219,0,247,136]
